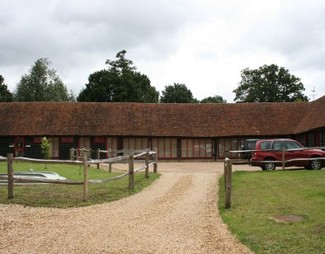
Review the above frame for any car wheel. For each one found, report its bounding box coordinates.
[309,158,322,170]
[262,158,276,170]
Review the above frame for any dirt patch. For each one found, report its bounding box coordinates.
[272,215,304,223]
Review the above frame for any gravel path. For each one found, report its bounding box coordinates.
[0,162,254,253]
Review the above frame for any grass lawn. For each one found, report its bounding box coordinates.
[218,169,325,254]
[0,161,160,208]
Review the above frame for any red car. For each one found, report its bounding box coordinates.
[251,138,325,170]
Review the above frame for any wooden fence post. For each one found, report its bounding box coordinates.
[97,148,100,169]
[70,148,74,161]
[83,156,89,202]
[224,158,232,209]
[7,153,14,199]
[128,154,135,190]
[153,148,158,173]
[145,149,149,178]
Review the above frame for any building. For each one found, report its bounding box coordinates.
[0,96,324,160]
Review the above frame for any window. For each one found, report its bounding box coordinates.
[181,138,212,158]
[152,138,177,159]
[260,141,271,150]
[106,137,118,153]
[218,138,241,159]
[123,138,149,151]
[287,141,302,150]
[273,142,286,150]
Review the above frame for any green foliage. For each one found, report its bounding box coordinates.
[160,83,198,103]
[219,170,325,254]
[233,64,309,102]
[0,162,160,208]
[0,75,13,102]
[77,50,159,102]
[14,58,74,102]
[40,137,51,159]
[200,95,226,103]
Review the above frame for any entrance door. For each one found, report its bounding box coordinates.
[14,136,25,156]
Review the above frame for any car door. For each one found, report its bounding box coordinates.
[272,141,287,163]
[285,141,306,166]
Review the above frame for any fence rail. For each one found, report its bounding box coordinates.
[223,152,325,210]
[0,149,158,202]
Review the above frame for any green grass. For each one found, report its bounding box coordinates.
[218,169,325,254]
[0,161,160,208]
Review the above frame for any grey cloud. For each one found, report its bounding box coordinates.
[1,0,195,68]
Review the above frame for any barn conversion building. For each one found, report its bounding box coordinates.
[0,96,324,160]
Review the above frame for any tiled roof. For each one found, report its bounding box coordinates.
[0,96,323,137]
[294,95,325,134]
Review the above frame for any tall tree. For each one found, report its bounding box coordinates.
[233,64,308,102]
[15,58,74,102]
[0,75,13,102]
[160,83,197,103]
[200,95,226,103]
[77,50,159,102]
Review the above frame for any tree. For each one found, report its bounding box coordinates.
[200,95,226,103]
[160,83,197,103]
[77,50,159,102]
[41,136,51,169]
[15,58,74,102]
[233,64,309,102]
[41,137,51,159]
[0,75,13,102]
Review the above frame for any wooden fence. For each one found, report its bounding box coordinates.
[223,148,325,209]
[69,148,158,171]
[0,149,158,202]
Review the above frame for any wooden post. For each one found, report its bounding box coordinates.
[145,149,149,178]
[70,148,74,160]
[7,153,14,199]
[224,158,227,191]
[97,148,100,169]
[282,148,285,170]
[224,158,232,209]
[153,147,158,173]
[109,163,112,173]
[128,154,135,190]
[83,156,88,202]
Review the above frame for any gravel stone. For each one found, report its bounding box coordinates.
[0,162,255,253]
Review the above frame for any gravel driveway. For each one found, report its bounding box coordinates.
[0,162,254,253]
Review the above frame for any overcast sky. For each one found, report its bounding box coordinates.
[1,0,324,102]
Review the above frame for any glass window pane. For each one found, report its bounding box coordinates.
[206,139,212,157]
[171,139,177,158]
[193,139,200,157]
[199,139,205,157]
[218,138,224,158]
[181,139,188,158]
